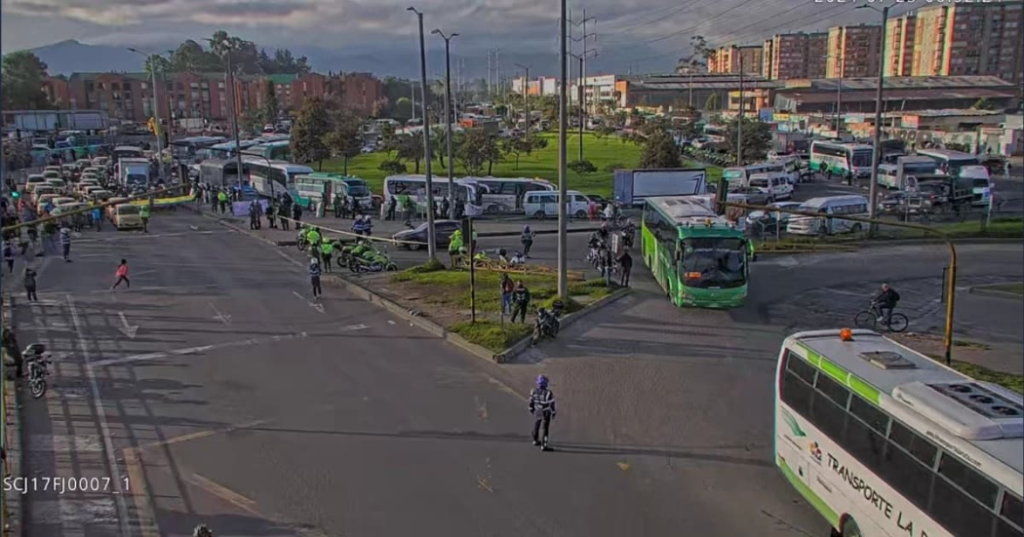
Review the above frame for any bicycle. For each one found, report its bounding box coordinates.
[853,302,909,333]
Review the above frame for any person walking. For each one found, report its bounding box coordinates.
[280,197,292,231]
[292,202,303,229]
[140,201,151,233]
[248,201,260,230]
[386,196,397,221]
[254,201,263,229]
[618,250,633,287]
[210,188,219,213]
[309,257,322,299]
[60,225,72,262]
[529,375,556,451]
[333,194,343,218]
[448,229,463,267]
[92,205,103,231]
[23,266,38,301]
[520,225,535,258]
[440,196,450,219]
[3,242,14,273]
[111,259,130,290]
[320,240,334,273]
[511,280,531,323]
[266,202,276,228]
[500,273,515,316]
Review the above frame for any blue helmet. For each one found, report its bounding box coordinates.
[536,375,549,388]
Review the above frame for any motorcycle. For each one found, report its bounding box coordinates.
[347,244,398,273]
[531,301,564,345]
[23,343,51,399]
[296,232,309,251]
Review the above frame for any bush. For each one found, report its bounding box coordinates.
[378,160,407,174]
[568,159,597,175]
[404,258,446,274]
[450,321,533,353]
[539,295,583,314]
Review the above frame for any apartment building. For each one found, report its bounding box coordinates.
[911,2,1024,85]
[762,32,828,80]
[709,45,763,75]
[885,14,917,77]
[41,77,71,109]
[827,25,882,78]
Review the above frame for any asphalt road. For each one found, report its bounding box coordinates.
[11,211,830,537]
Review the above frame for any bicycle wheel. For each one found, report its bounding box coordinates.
[887,314,909,333]
[853,311,877,330]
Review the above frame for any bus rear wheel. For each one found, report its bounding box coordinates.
[842,518,863,537]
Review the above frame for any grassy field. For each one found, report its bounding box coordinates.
[321,132,644,198]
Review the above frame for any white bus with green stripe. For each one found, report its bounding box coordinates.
[776,329,1022,537]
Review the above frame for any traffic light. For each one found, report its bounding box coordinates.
[148,117,158,133]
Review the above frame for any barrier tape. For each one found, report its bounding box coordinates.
[274,215,430,247]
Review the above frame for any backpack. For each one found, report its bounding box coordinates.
[890,289,900,302]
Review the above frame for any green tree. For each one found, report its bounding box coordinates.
[169,40,221,72]
[290,96,331,170]
[568,159,597,177]
[379,122,399,159]
[639,130,682,169]
[239,109,263,136]
[1,51,52,110]
[208,31,260,74]
[724,116,772,165]
[262,82,279,125]
[455,129,494,175]
[501,136,533,169]
[398,132,425,174]
[593,124,617,139]
[324,109,365,175]
[705,93,721,111]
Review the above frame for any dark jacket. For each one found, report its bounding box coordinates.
[528,387,556,416]
[512,287,530,305]
[875,288,900,307]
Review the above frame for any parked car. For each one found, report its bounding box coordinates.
[745,201,803,229]
[392,220,461,250]
[726,188,772,207]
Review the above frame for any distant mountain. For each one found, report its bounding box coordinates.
[27,40,144,75]
[20,38,670,79]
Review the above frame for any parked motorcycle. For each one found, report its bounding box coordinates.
[532,301,565,345]
[23,343,51,399]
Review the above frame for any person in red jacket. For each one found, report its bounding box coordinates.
[111,259,130,290]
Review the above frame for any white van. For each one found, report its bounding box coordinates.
[524,190,591,219]
[786,195,869,236]
[748,173,793,202]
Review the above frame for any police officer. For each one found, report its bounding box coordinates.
[529,375,556,451]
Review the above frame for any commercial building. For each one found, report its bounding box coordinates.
[885,13,916,77]
[617,73,778,111]
[826,25,882,79]
[511,76,560,96]
[911,2,1024,85]
[709,45,763,75]
[762,32,828,80]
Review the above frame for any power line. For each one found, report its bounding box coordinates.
[600,0,703,37]
[600,0,751,50]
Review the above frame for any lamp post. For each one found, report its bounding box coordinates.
[569,50,597,162]
[858,3,890,233]
[408,7,437,262]
[204,37,247,196]
[557,0,568,299]
[432,29,459,219]
[515,63,530,137]
[128,48,167,183]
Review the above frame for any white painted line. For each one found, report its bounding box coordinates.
[209,301,232,325]
[90,332,308,368]
[28,434,105,453]
[292,290,325,314]
[340,324,368,332]
[68,295,131,537]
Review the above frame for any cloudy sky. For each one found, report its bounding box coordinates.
[1,0,917,72]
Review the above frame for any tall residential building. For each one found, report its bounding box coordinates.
[885,14,917,77]
[761,39,774,79]
[764,32,827,80]
[911,2,1024,85]
[827,24,882,78]
[709,45,763,75]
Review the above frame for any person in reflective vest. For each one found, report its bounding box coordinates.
[529,375,556,450]
[319,241,335,272]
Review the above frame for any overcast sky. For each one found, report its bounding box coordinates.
[1,0,918,67]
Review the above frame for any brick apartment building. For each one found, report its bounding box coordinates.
[761,32,828,80]
[43,70,384,125]
[910,2,1024,85]
[708,45,763,75]
[885,13,917,77]
[827,25,882,79]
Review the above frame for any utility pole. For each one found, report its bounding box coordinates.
[227,51,245,192]
[571,11,596,163]
[569,50,597,161]
[859,3,889,234]
[516,63,530,136]
[129,48,167,183]
[736,56,744,166]
[558,2,568,299]
[411,81,417,121]
[688,70,693,108]
[433,29,459,219]
[409,7,437,261]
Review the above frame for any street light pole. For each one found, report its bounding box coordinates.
[557,0,568,299]
[515,63,530,137]
[859,4,889,234]
[409,7,437,262]
[432,29,459,219]
[736,56,744,166]
[129,48,166,183]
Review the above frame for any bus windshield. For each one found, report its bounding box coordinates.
[679,237,747,289]
[346,182,369,196]
[850,150,872,168]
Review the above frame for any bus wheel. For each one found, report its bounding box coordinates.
[841,518,862,537]
[817,225,829,237]
[486,205,499,215]
[533,211,546,220]
[574,210,587,219]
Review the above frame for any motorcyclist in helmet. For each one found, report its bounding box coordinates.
[529,375,557,451]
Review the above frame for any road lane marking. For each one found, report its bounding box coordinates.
[186,473,260,514]
[91,332,308,368]
[68,294,132,537]
[340,323,368,332]
[209,301,232,325]
[292,290,325,314]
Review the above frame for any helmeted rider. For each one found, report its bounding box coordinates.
[529,375,557,450]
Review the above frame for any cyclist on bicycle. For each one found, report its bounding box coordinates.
[873,283,900,326]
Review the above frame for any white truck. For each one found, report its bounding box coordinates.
[117,158,151,191]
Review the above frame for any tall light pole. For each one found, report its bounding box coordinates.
[569,50,597,162]
[432,29,459,219]
[858,4,889,233]
[128,48,166,183]
[557,0,568,299]
[205,37,247,193]
[408,7,437,261]
[515,63,530,137]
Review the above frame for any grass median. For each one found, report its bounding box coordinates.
[950,361,1023,394]
[390,265,614,352]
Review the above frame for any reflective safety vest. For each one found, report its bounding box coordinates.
[320,242,334,255]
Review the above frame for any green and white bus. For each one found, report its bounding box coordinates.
[810,141,874,179]
[776,328,1023,537]
[641,196,750,308]
[294,172,372,209]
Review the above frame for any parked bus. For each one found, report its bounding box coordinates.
[641,196,749,309]
[383,175,483,217]
[775,328,1023,537]
[170,136,227,162]
[293,172,372,209]
[786,195,869,236]
[244,159,312,199]
[472,177,555,214]
[208,140,260,160]
[249,140,292,161]
[809,141,873,179]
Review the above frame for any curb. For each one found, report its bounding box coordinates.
[969,286,1024,300]
[2,295,23,537]
[755,236,1022,255]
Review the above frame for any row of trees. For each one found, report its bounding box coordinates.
[145,31,310,76]
[374,124,551,177]
[1,51,54,110]
[289,96,364,174]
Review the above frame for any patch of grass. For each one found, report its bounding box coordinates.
[539,295,583,314]
[402,259,446,274]
[929,218,1023,239]
[950,360,1024,394]
[450,320,533,353]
